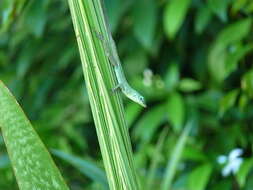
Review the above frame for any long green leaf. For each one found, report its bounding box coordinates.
[0,81,69,190]
[67,0,140,190]
[188,164,212,190]
[146,128,168,190]
[161,120,193,190]
[52,149,109,189]
[163,0,191,39]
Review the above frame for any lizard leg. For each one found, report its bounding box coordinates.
[112,84,122,92]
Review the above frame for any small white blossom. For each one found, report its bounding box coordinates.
[217,148,243,177]
[143,68,153,87]
[217,155,227,164]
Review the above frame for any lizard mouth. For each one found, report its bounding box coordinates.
[140,102,147,108]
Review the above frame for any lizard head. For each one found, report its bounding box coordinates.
[126,90,146,108]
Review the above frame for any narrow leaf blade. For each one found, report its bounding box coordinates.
[52,149,109,189]
[0,81,69,190]
[161,120,193,190]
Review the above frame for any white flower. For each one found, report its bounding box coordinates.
[143,68,153,87]
[217,155,227,164]
[217,148,243,177]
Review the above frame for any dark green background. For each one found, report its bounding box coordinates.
[0,0,253,189]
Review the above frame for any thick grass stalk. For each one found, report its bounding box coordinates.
[67,0,140,190]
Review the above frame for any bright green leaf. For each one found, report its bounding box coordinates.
[164,63,180,91]
[182,146,207,161]
[132,0,158,50]
[236,158,253,188]
[105,0,132,33]
[241,69,253,97]
[178,78,202,92]
[232,0,248,14]
[133,104,166,143]
[161,120,193,190]
[226,43,253,75]
[238,93,248,111]
[125,103,143,127]
[19,0,49,37]
[0,81,69,190]
[188,164,212,190]
[124,49,148,77]
[146,128,168,190]
[167,92,185,132]
[219,89,239,115]
[208,18,252,82]
[245,1,253,13]
[163,0,191,39]
[195,5,212,34]
[207,0,231,22]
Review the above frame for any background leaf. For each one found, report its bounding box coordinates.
[208,18,252,82]
[164,0,191,39]
[236,158,253,188]
[188,164,212,190]
[52,149,109,189]
[1,0,253,189]
[167,92,185,132]
[132,0,158,51]
[161,120,193,190]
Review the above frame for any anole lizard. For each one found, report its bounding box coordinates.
[95,1,146,108]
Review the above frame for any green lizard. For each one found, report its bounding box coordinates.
[95,1,146,108]
[95,31,146,108]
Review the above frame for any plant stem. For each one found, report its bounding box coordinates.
[67,0,140,189]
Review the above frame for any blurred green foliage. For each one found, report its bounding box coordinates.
[0,0,253,189]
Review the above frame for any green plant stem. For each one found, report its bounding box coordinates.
[67,0,140,189]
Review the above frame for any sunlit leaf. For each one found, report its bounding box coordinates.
[208,18,252,82]
[195,4,212,34]
[226,43,253,75]
[164,63,180,91]
[132,0,158,50]
[241,69,253,97]
[0,81,69,190]
[182,146,207,161]
[188,164,212,190]
[207,0,230,22]
[178,78,202,92]
[232,0,248,14]
[238,93,248,111]
[20,0,49,37]
[161,120,193,190]
[167,92,185,132]
[236,158,253,188]
[125,103,143,127]
[104,0,132,33]
[145,128,168,190]
[133,104,166,143]
[163,0,191,39]
[219,89,239,115]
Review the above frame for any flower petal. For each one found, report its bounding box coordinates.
[228,148,243,161]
